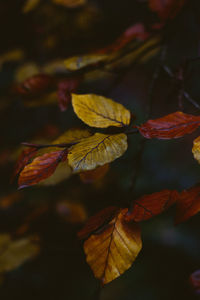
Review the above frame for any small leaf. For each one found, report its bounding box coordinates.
[83,208,142,284]
[68,133,128,172]
[72,93,131,128]
[64,54,108,71]
[18,149,68,188]
[139,111,200,139]
[78,206,120,239]
[125,190,178,222]
[57,78,80,111]
[79,164,109,184]
[192,136,200,163]
[0,234,39,273]
[175,185,200,224]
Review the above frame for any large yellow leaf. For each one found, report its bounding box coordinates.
[84,208,142,284]
[192,136,200,163]
[72,94,131,128]
[68,133,128,172]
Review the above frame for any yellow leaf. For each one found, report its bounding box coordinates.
[0,234,39,273]
[64,54,108,71]
[192,136,200,163]
[72,94,131,128]
[53,128,91,146]
[68,133,128,172]
[84,208,142,284]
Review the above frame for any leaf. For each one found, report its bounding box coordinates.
[83,208,142,284]
[192,136,200,163]
[79,164,109,184]
[125,190,178,222]
[175,186,200,224]
[68,133,128,172]
[57,78,80,111]
[64,54,108,71]
[22,0,40,13]
[78,206,120,239]
[0,192,23,209]
[189,270,200,295]
[18,149,68,188]
[0,234,39,273]
[72,94,131,128]
[138,111,200,139]
[52,0,86,8]
[12,147,38,181]
[149,0,186,21]
[0,49,24,71]
[56,201,87,223]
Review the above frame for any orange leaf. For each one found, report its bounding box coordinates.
[18,149,68,189]
[125,190,178,222]
[138,111,200,139]
[149,0,186,21]
[78,206,120,240]
[79,164,109,184]
[175,186,200,224]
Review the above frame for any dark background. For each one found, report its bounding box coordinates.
[0,0,200,299]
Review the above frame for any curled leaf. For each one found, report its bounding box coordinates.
[18,149,68,188]
[175,185,200,224]
[125,190,178,222]
[68,133,128,172]
[83,208,142,284]
[139,111,200,139]
[72,93,131,128]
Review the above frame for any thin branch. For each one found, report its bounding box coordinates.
[21,141,77,149]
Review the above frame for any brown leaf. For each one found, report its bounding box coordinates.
[12,147,38,181]
[79,164,109,184]
[78,206,120,240]
[83,208,142,284]
[149,0,186,21]
[125,190,178,222]
[56,201,87,224]
[138,111,200,139]
[57,78,80,111]
[18,149,68,189]
[175,185,200,224]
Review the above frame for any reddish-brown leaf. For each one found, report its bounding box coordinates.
[79,164,109,184]
[125,190,178,222]
[12,147,38,181]
[14,74,55,96]
[78,206,120,240]
[149,0,186,21]
[138,111,200,139]
[190,270,200,295]
[57,78,80,111]
[175,186,200,224]
[18,149,68,189]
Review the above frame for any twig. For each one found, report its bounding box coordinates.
[21,141,77,149]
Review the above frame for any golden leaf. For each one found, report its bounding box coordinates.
[53,128,91,146]
[68,133,128,172]
[84,208,142,284]
[192,136,200,163]
[64,54,108,71]
[72,94,131,128]
[0,234,39,273]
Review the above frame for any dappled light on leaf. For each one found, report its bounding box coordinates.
[83,208,142,284]
[72,94,131,128]
[68,133,128,172]
[139,111,200,139]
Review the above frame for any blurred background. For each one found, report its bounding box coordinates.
[0,0,200,299]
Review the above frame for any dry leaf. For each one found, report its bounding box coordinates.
[0,234,39,273]
[139,111,200,139]
[83,208,142,284]
[78,206,120,239]
[192,136,200,163]
[175,185,200,224]
[72,94,131,128]
[79,164,109,183]
[64,54,108,71]
[125,190,178,222]
[68,133,128,172]
[18,149,68,188]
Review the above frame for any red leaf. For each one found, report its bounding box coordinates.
[149,0,186,21]
[12,147,38,181]
[78,206,120,239]
[125,190,178,222]
[175,185,200,224]
[18,149,68,189]
[79,164,109,184]
[138,111,200,139]
[57,78,80,111]
[190,270,200,295]
[14,74,55,96]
